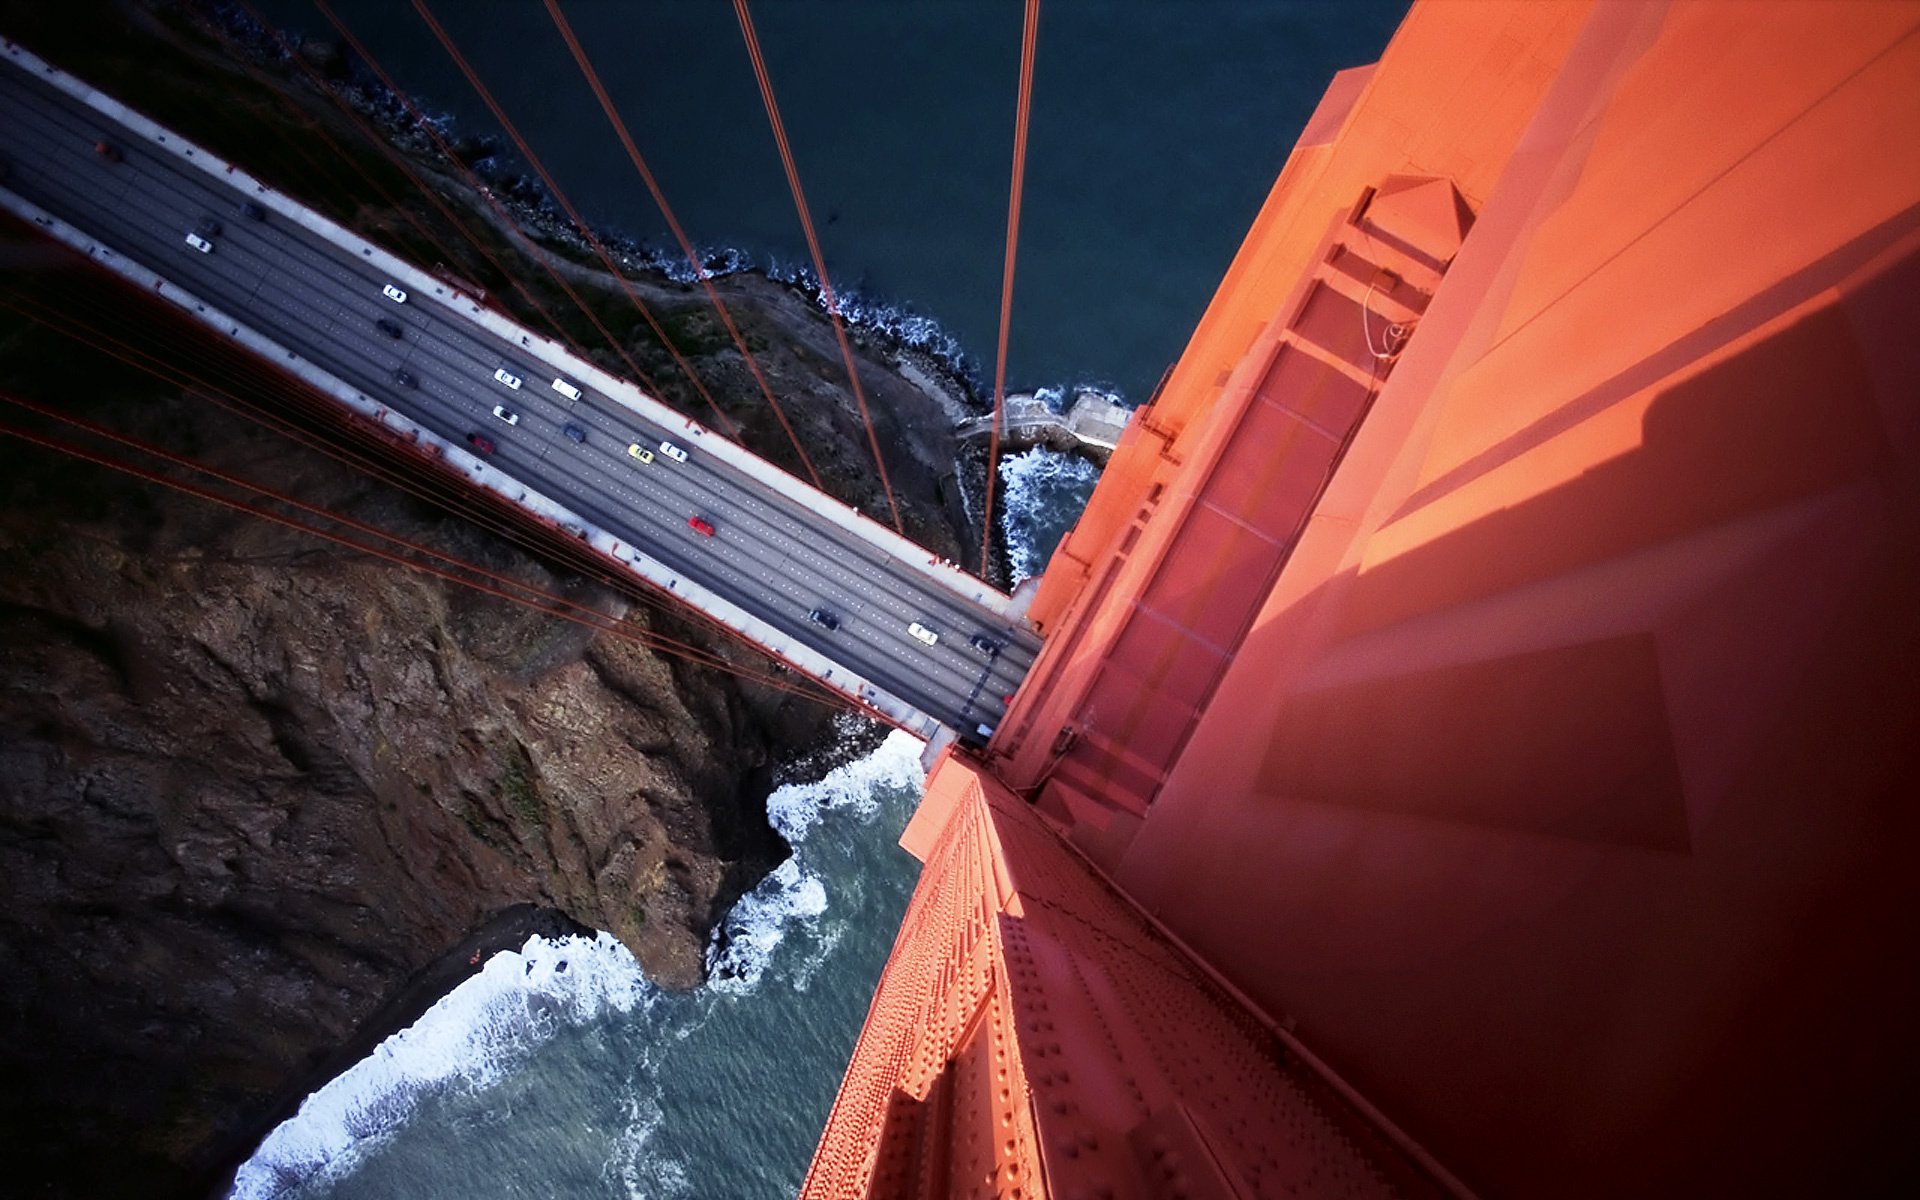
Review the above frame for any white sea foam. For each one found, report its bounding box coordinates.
[228,932,651,1199]
[232,732,927,1192]
[790,921,847,994]
[707,729,924,994]
[766,727,924,844]
[614,1088,693,1200]
[999,446,1103,584]
[642,242,752,284]
[761,258,977,382]
[704,857,829,995]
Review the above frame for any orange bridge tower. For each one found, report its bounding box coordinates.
[806,3,1920,1196]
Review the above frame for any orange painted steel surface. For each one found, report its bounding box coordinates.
[808,1,1920,1196]
[806,753,1454,1200]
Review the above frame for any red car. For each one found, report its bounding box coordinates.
[466,432,495,455]
[688,515,716,537]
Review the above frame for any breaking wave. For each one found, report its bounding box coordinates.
[707,730,925,993]
[228,933,652,1199]
[763,258,980,386]
[998,446,1104,584]
[704,857,830,995]
[766,726,922,845]
[229,728,925,1196]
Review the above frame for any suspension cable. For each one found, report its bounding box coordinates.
[731,0,904,534]
[0,283,851,705]
[0,282,605,592]
[542,0,825,491]
[0,387,781,684]
[0,274,671,642]
[311,0,679,408]
[0,285,819,691]
[230,0,586,354]
[0,406,835,701]
[411,0,756,448]
[981,0,1041,574]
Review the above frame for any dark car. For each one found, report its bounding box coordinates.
[807,608,841,631]
[466,432,495,455]
[969,633,1001,656]
[562,424,586,444]
[195,216,222,237]
[393,368,417,389]
[237,200,266,221]
[688,515,716,538]
[375,317,403,339]
[92,140,122,163]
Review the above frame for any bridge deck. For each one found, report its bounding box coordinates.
[0,39,1040,737]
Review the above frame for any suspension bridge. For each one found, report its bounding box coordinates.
[0,0,1052,743]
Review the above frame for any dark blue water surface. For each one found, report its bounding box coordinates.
[223,4,1407,1197]
[245,0,1406,403]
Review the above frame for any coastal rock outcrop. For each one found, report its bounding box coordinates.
[0,352,836,1193]
[0,2,989,1193]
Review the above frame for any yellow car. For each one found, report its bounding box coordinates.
[626,443,654,465]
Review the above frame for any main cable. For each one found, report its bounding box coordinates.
[732,0,905,534]
[543,0,823,492]
[411,0,755,450]
[981,0,1041,574]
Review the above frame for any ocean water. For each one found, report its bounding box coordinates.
[999,445,1102,584]
[232,726,928,1200]
[241,0,1408,404]
[221,3,1407,1195]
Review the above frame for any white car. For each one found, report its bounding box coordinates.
[491,405,520,426]
[493,368,523,390]
[381,283,408,304]
[907,621,939,647]
[551,377,583,401]
[659,440,689,464]
[184,232,213,254]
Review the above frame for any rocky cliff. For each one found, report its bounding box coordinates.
[0,3,1000,1191]
[0,335,860,1193]
[0,217,968,1200]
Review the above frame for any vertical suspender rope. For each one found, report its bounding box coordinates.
[542,0,820,491]
[412,0,764,451]
[0,390,827,699]
[232,0,585,356]
[732,0,905,535]
[982,0,1041,575]
[315,0,675,406]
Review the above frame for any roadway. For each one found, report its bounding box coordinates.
[0,58,1038,735]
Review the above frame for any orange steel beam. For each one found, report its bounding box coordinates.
[809,2,1920,1196]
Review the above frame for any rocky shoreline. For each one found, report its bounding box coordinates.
[190,0,1006,566]
[0,0,995,1194]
